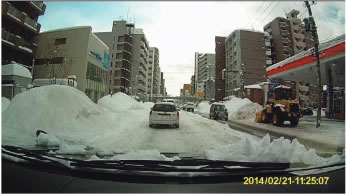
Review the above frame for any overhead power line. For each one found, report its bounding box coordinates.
[249,1,274,28]
[244,1,265,28]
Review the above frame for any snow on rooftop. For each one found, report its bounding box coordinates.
[267,34,345,72]
[2,63,32,79]
[245,84,263,89]
[275,85,291,89]
[40,26,92,34]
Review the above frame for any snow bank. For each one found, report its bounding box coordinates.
[2,97,10,112]
[2,85,117,145]
[223,97,262,120]
[205,134,343,166]
[196,101,211,114]
[36,133,61,147]
[111,149,180,161]
[97,92,145,112]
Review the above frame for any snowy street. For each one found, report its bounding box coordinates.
[2,86,344,166]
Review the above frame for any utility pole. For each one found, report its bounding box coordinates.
[304,1,322,128]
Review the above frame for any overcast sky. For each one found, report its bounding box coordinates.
[39,1,345,96]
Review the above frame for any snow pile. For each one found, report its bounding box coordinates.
[143,102,155,109]
[223,97,262,120]
[97,92,145,112]
[196,101,211,114]
[205,134,343,166]
[2,97,10,112]
[56,143,87,155]
[36,133,61,147]
[111,149,180,161]
[2,85,116,145]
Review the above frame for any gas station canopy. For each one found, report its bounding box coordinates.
[266,35,345,87]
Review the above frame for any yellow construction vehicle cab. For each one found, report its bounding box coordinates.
[256,85,301,127]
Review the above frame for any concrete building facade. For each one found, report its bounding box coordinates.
[33,26,109,102]
[147,47,160,98]
[214,36,226,102]
[130,28,149,101]
[2,1,46,70]
[225,29,267,97]
[194,53,215,97]
[95,20,135,94]
[264,9,313,66]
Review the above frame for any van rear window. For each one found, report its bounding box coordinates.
[153,104,176,112]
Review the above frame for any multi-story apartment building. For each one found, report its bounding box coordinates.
[147,47,160,99]
[33,26,109,102]
[2,1,46,71]
[95,20,135,94]
[203,63,216,101]
[131,28,149,101]
[182,84,191,97]
[160,72,165,96]
[214,36,226,101]
[264,9,313,66]
[146,47,153,98]
[225,29,267,97]
[264,9,314,106]
[194,52,215,97]
[190,75,195,96]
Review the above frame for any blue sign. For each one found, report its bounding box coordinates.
[90,50,103,62]
[104,51,109,69]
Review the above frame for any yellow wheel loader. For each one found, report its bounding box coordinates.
[255,85,302,127]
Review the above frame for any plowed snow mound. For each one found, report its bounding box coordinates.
[205,134,344,166]
[97,92,145,112]
[196,101,211,114]
[223,97,262,120]
[2,97,10,112]
[2,85,116,144]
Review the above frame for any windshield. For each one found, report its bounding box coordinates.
[213,105,226,111]
[1,0,345,182]
[153,104,176,112]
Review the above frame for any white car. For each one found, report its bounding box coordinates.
[185,102,195,112]
[149,102,179,128]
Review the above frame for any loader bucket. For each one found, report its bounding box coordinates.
[255,111,263,123]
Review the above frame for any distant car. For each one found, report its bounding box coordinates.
[209,103,228,121]
[149,102,179,128]
[182,104,187,110]
[162,99,176,104]
[186,102,195,112]
[302,107,313,115]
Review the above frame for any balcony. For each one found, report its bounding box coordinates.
[265,41,271,47]
[3,3,41,33]
[266,50,271,56]
[2,29,34,54]
[266,59,272,65]
[30,1,46,13]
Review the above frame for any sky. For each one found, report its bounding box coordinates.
[38,1,345,96]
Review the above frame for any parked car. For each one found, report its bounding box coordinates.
[209,103,228,121]
[149,102,179,128]
[302,107,313,115]
[186,102,195,112]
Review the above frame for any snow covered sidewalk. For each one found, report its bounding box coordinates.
[228,117,345,155]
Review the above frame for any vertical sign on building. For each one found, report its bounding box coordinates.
[104,51,109,69]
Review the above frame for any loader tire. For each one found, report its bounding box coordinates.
[261,111,268,123]
[272,111,283,127]
[290,116,299,127]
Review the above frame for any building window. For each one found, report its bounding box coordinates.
[55,38,67,45]
[111,62,113,67]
